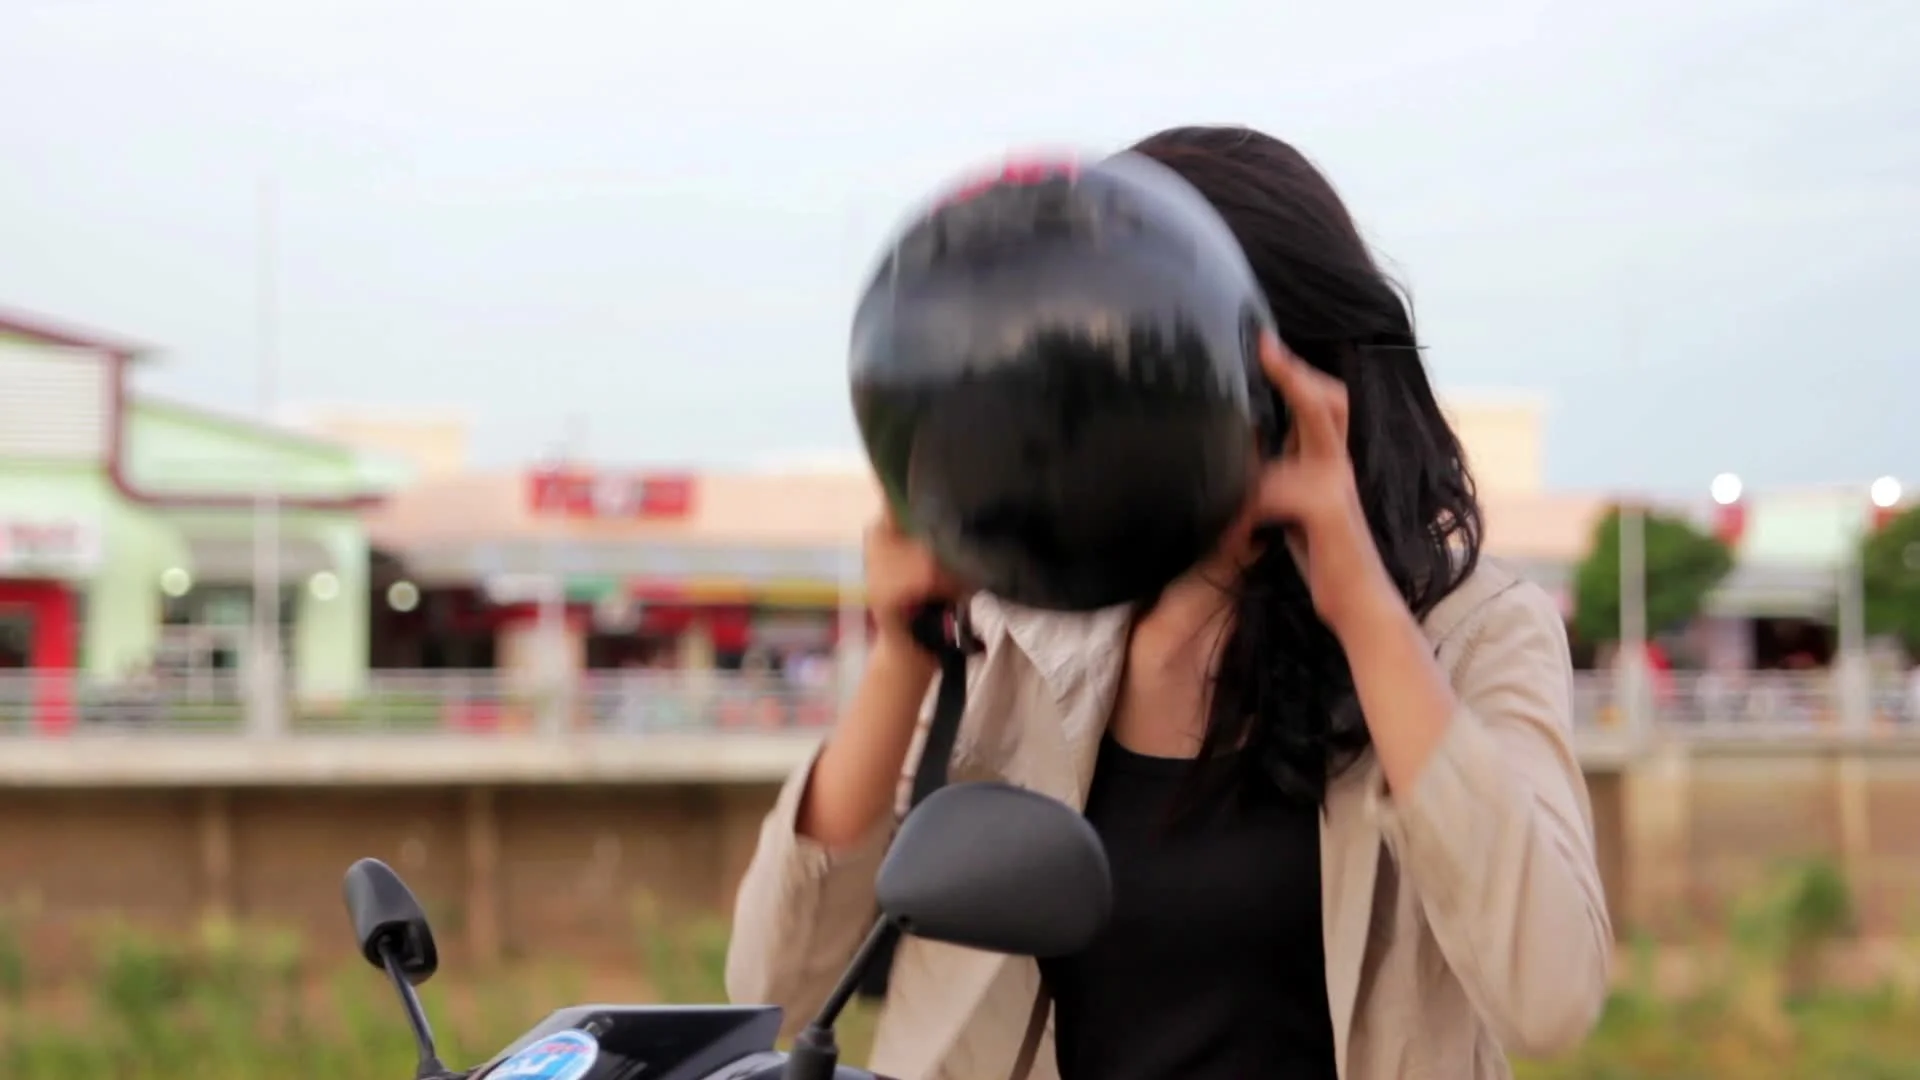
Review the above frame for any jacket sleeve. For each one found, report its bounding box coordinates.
[1374,580,1613,1057]
[723,685,938,1037]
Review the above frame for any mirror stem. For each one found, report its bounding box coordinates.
[380,941,448,1079]
[784,919,899,1080]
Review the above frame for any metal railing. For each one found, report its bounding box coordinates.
[0,669,1914,738]
[1570,669,1916,739]
[0,669,842,735]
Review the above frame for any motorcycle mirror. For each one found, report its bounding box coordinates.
[782,783,1112,1080]
[343,857,439,983]
[878,781,1111,958]
[342,858,447,1080]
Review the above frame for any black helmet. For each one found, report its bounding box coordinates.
[849,151,1281,611]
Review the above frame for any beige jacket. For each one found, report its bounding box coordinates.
[726,561,1612,1079]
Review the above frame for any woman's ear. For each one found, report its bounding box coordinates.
[1216,491,1269,565]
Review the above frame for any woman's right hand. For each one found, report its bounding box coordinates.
[796,513,964,849]
[864,511,965,657]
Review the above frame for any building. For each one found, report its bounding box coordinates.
[336,395,1567,690]
[357,463,864,679]
[337,394,1906,695]
[0,307,399,729]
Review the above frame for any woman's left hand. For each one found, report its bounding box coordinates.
[1251,333,1402,637]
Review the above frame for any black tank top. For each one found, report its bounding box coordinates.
[1036,735,1338,1080]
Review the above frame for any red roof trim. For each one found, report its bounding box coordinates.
[0,305,152,359]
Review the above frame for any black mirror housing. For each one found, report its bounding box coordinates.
[343,857,439,985]
[876,782,1111,958]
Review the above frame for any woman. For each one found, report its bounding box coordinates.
[726,125,1611,1080]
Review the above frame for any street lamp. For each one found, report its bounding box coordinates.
[1709,473,1750,546]
[1871,475,1902,509]
[307,571,340,602]
[387,581,420,613]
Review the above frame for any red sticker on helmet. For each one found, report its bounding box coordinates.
[936,157,1080,208]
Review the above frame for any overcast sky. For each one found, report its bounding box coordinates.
[3,0,1914,493]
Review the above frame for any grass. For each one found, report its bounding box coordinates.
[0,861,1911,1078]
[0,893,877,1080]
[0,695,484,734]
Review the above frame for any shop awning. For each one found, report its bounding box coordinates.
[1703,564,1838,619]
[392,539,859,588]
[184,536,336,583]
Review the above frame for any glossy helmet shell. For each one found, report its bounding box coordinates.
[849,151,1280,611]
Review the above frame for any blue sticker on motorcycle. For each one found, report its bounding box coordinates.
[491,1029,600,1080]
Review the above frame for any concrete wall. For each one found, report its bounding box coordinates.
[2,741,1917,980]
[294,408,470,480]
[0,782,775,975]
[1444,397,1546,496]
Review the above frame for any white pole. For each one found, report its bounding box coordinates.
[836,202,875,712]
[250,174,284,737]
[1619,503,1649,734]
[537,416,584,733]
[1837,510,1870,732]
[836,543,867,710]
[1613,271,1652,737]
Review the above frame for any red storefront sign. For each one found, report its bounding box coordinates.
[0,518,102,577]
[527,470,695,520]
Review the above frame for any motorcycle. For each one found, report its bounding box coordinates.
[343,780,1112,1080]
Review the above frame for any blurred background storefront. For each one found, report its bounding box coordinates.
[0,309,398,728]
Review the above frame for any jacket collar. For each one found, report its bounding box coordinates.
[975,595,1133,691]
[973,595,1134,805]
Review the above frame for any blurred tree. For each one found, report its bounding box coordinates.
[1861,505,1920,656]
[1572,506,1735,644]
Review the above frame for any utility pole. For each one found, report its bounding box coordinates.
[1834,482,1896,732]
[835,544,867,711]
[836,201,876,712]
[537,415,586,733]
[1619,503,1649,734]
[1615,268,1651,736]
[250,174,284,736]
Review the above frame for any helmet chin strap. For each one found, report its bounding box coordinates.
[856,600,984,1001]
[905,602,981,802]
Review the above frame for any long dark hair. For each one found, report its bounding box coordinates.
[1129,126,1483,805]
